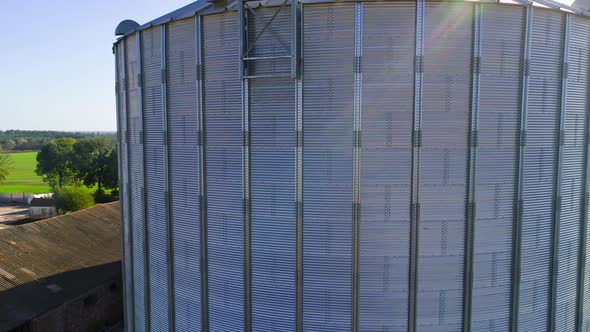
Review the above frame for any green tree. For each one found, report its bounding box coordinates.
[72,138,118,193]
[0,154,13,182]
[54,185,94,214]
[4,140,16,150]
[36,138,76,188]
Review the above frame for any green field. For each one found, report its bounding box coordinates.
[0,152,50,194]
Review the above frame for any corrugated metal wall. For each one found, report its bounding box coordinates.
[202,12,245,332]
[140,27,170,332]
[417,3,472,331]
[247,7,297,331]
[569,15,590,332]
[166,19,202,332]
[115,40,134,331]
[518,8,564,331]
[124,33,148,332]
[302,4,354,331]
[115,2,590,331]
[359,2,414,331]
[471,4,524,331]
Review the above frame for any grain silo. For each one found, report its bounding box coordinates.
[114,0,590,331]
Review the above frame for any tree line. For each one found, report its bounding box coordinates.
[0,130,115,152]
[35,137,119,213]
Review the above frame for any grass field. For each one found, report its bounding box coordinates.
[0,152,50,194]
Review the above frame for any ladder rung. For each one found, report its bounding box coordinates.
[243,55,292,61]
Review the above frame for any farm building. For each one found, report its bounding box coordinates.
[115,0,590,331]
[28,197,57,220]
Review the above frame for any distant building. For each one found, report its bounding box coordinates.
[29,198,57,220]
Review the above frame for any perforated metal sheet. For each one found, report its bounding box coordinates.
[202,12,245,332]
[417,3,472,331]
[471,4,524,331]
[517,9,564,331]
[302,4,354,331]
[358,2,414,331]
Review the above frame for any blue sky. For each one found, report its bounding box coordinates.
[0,0,193,132]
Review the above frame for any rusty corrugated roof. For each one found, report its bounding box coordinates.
[0,202,121,330]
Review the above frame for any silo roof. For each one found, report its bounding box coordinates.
[115,0,590,42]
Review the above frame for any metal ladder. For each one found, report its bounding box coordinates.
[238,0,299,79]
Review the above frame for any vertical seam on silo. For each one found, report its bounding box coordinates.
[239,3,252,331]
[549,13,570,332]
[352,3,363,332]
[295,2,304,332]
[463,4,481,332]
[196,14,210,332]
[409,1,425,331]
[137,31,152,332]
[511,5,533,332]
[115,43,134,332]
[161,24,176,332]
[121,41,137,332]
[576,16,590,329]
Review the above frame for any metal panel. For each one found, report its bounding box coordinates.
[470,5,525,331]
[409,1,424,330]
[462,4,481,331]
[115,43,135,332]
[517,8,564,331]
[166,18,201,332]
[566,15,590,332]
[249,76,296,331]
[295,3,303,332]
[246,7,297,332]
[417,3,473,331]
[302,4,354,331]
[202,12,245,332]
[125,33,148,332]
[555,14,580,332]
[358,2,415,331]
[140,26,170,332]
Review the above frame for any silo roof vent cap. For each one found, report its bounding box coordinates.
[115,20,140,36]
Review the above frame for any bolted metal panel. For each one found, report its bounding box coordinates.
[249,75,296,331]
[567,15,590,332]
[409,1,424,330]
[115,43,135,332]
[470,4,525,331]
[124,33,148,332]
[517,8,564,331]
[417,3,473,331]
[302,3,354,331]
[351,3,362,332]
[555,14,581,332]
[244,7,297,332]
[295,4,303,332]
[202,11,245,331]
[462,4,481,331]
[140,26,171,332]
[358,2,415,331]
[166,18,202,332]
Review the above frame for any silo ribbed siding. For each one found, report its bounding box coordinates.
[114,1,590,331]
